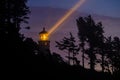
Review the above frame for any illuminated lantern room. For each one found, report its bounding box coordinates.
[39,27,49,41]
[38,27,50,50]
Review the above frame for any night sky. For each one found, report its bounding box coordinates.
[24,0,120,70]
[28,0,120,18]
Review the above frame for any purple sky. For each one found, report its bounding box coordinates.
[24,0,120,70]
[26,0,120,53]
[28,0,120,18]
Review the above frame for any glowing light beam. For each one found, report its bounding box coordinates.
[48,0,86,36]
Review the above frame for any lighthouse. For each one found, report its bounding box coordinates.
[38,27,50,53]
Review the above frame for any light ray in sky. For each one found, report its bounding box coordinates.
[48,0,86,36]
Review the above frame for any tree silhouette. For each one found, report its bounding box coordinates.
[76,15,104,70]
[56,32,80,65]
[0,0,30,56]
[96,36,112,73]
[76,16,87,68]
[103,36,120,80]
[112,37,120,72]
[106,37,120,72]
[0,0,30,73]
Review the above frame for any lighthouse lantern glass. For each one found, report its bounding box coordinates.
[40,33,48,41]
